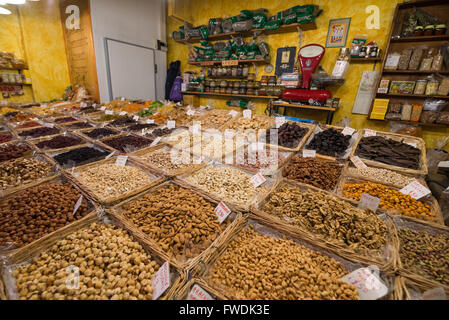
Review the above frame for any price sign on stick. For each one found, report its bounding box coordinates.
[187,284,214,300]
[400,180,431,200]
[342,127,355,136]
[243,109,252,119]
[251,172,266,188]
[341,267,388,300]
[146,119,155,124]
[302,150,316,158]
[133,116,139,121]
[229,110,238,117]
[119,111,127,116]
[152,262,170,300]
[350,156,367,169]
[72,196,83,216]
[150,137,162,147]
[364,129,376,137]
[214,202,231,224]
[115,156,128,166]
[167,120,176,129]
[358,193,380,212]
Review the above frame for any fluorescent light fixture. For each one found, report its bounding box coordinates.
[0,7,12,14]
[5,0,26,4]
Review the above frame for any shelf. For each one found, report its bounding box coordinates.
[175,22,317,44]
[390,35,449,43]
[182,91,278,100]
[382,70,449,75]
[0,83,31,86]
[0,66,28,71]
[208,76,248,80]
[376,92,449,99]
[369,118,448,128]
[349,57,383,62]
[272,102,337,112]
[189,58,270,66]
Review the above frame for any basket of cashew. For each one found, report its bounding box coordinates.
[251,178,397,270]
[108,180,243,270]
[392,215,449,295]
[0,212,185,300]
[190,214,397,300]
[336,176,443,225]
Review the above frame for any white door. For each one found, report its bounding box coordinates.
[106,39,156,101]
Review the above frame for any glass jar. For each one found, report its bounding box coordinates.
[237,65,243,77]
[268,76,277,86]
[266,86,275,96]
[242,65,249,77]
[197,83,205,92]
[15,73,22,84]
[232,89,239,95]
[254,89,260,96]
[260,76,269,86]
[247,73,256,81]
[226,87,233,94]
[246,88,255,95]
[239,87,246,95]
[205,86,210,93]
[211,67,218,77]
[424,25,435,36]
[254,81,261,89]
[413,26,424,37]
[232,66,238,77]
[258,87,267,96]
[273,86,283,97]
[240,81,247,89]
[227,67,233,76]
[247,81,255,89]
[233,81,241,89]
[220,87,226,94]
[209,80,216,88]
[220,80,228,88]
[435,24,447,36]
[414,80,427,95]
[426,79,439,95]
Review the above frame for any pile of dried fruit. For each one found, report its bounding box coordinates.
[266,122,308,149]
[102,135,152,153]
[84,128,118,139]
[16,121,41,129]
[263,185,387,252]
[64,122,94,130]
[109,116,136,127]
[19,127,60,138]
[0,134,13,144]
[13,223,160,300]
[398,229,449,285]
[0,144,30,162]
[35,136,84,150]
[306,128,351,157]
[53,147,109,166]
[122,184,228,260]
[54,117,77,123]
[207,226,359,300]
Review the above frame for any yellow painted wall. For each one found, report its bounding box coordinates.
[167,0,449,151]
[0,1,70,104]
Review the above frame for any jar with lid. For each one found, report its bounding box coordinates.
[209,80,216,88]
[268,76,277,86]
[435,24,447,36]
[266,86,275,96]
[227,67,233,77]
[273,86,283,97]
[414,80,427,95]
[8,74,16,83]
[232,88,239,95]
[239,87,246,95]
[247,73,256,81]
[247,81,255,89]
[240,81,247,89]
[197,83,205,92]
[205,86,211,93]
[233,81,241,89]
[215,87,221,93]
[220,87,226,94]
[246,88,255,95]
[207,68,213,77]
[237,65,243,77]
[199,69,205,82]
[359,46,367,58]
[226,87,233,94]
[232,66,238,77]
[254,88,260,96]
[254,81,261,89]
[242,65,249,77]
[426,79,439,95]
[15,74,22,84]
[424,25,435,36]
[413,26,424,37]
[260,76,269,86]
[258,87,267,96]
[220,80,228,88]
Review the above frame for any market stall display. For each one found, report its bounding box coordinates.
[232,145,292,175]
[51,145,110,168]
[0,142,32,162]
[264,121,314,151]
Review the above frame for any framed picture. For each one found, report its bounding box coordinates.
[325,18,351,48]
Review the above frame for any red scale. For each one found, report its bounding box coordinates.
[282,44,332,105]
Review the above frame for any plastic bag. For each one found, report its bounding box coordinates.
[419,111,438,124]
[387,122,422,137]
[423,99,448,111]
[436,112,449,124]
[335,117,352,128]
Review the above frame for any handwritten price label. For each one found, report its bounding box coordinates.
[146,119,155,124]
[302,150,316,158]
[105,110,114,115]
[100,106,106,111]
[275,117,286,128]
[358,193,380,212]
[72,196,83,216]
[119,111,127,116]
[341,267,388,300]
[167,120,176,129]
[115,155,128,166]
[214,201,232,224]
[229,110,239,117]
[364,129,377,137]
[350,156,367,169]
[80,102,87,108]
[400,180,431,200]
[243,110,252,119]
[187,284,214,300]
[406,142,417,148]
[222,60,239,67]
[43,123,54,128]
[133,116,140,121]
[250,172,266,188]
[152,262,170,300]
[342,127,355,136]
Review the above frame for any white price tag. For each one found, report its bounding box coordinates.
[100,106,106,111]
[364,129,377,137]
[187,284,214,300]
[146,119,155,124]
[341,267,388,300]
[275,117,286,128]
[342,127,355,136]
[243,109,252,119]
[350,156,367,169]
[228,110,238,117]
[167,120,176,129]
[150,137,162,147]
[152,262,170,300]
[72,196,83,216]
[105,152,115,159]
[121,97,125,101]
[358,193,381,212]
[115,155,128,166]
[105,110,114,115]
[250,172,266,188]
[400,180,431,200]
[186,110,195,116]
[80,102,87,108]
[43,123,54,128]
[214,201,232,224]
[133,116,139,121]
[302,150,316,158]
[181,83,187,92]
[119,111,127,116]
[406,142,417,148]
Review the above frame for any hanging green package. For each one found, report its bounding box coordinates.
[227,100,249,108]
[253,13,267,29]
[199,26,210,40]
[296,5,322,24]
[282,13,297,25]
[265,20,281,31]
[223,16,239,33]
[240,10,254,19]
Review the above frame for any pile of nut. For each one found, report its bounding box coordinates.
[282,157,343,191]
[343,182,434,221]
[347,166,415,188]
[138,148,199,174]
[263,185,387,253]
[235,147,290,173]
[398,228,449,285]
[207,227,359,300]
[76,164,154,200]
[0,158,53,189]
[226,116,271,131]
[192,135,241,160]
[0,144,31,162]
[165,130,203,149]
[0,183,90,248]
[186,166,259,205]
[13,223,160,300]
[201,109,233,129]
[123,184,228,261]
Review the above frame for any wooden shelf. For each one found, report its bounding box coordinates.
[189,58,270,66]
[175,22,317,44]
[369,118,448,128]
[208,76,248,80]
[0,66,28,71]
[390,35,449,43]
[376,92,449,99]
[272,102,337,112]
[0,83,32,86]
[349,57,383,62]
[383,70,449,75]
[182,91,278,100]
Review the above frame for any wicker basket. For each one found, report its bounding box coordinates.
[336,176,444,225]
[59,121,96,132]
[0,140,36,159]
[262,121,316,152]
[128,144,206,178]
[393,215,449,294]
[351,130,428,176]
[0,173,100,257]
[97,133,154,154]
[195,109,240,131]
[171,278,229,300]
[0,212,185,300]
[190,214,397,300]
[222,114,274,132]
[66,156,164,206]
[47,143,111,170]
[302,124,359,161]
[251,178,398,270]
[28,133,90,154]
[108,180,243,271]
[73,126,121,142]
